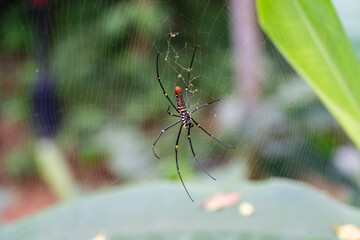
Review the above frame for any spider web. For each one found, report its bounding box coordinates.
[0,0,360,236]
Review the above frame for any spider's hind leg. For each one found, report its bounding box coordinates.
[175,124,194,202]
[167,106,180,117]
[152,120,181,159]
[187,128,216,180]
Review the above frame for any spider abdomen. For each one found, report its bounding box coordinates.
[175,86,193,127]
[175,86,186,108]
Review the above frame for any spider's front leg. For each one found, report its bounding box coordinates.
[185,46,197,110]
[156,53,179,113]
[190,99,219,114]
[191,117,235,149]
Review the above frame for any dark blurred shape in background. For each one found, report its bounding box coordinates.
[33,72,61,137]
[31,0,62,137]
[31,0,60,137]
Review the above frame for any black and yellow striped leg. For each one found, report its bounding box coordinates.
[187,128,216,180]
[167,106,180,117]
[175,124,194,202]
[152,120,181,159]
[185,46,197,110]
[191,117,235,149]
[190,99,219,114]
[157,53,179,113]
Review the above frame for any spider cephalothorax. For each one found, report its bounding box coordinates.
[152,46,234,201]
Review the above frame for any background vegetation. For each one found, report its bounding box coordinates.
[0,0,359,239]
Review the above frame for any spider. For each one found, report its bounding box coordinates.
[152,46,235,201]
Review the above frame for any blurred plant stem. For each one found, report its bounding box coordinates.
[230,0,264,111]
[229,0,265,179]
[34,138,76,200]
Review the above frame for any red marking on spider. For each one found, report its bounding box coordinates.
[175,86,182,94]
[289,100,292,108]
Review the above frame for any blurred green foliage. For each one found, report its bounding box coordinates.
[257,0,360,203]
[0,3,32,53]
[259,0,360,148]
[4,142,37,178]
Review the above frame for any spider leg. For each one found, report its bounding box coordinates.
[152,120,181,159]
[191,117,235,149]
[167,106,180,117]
[187,128,216,180]
[185,46,197,110]
[175,124,194,202]
[157,53,179,113]
[190,99,219,114]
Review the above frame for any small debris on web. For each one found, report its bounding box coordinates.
[334,224,360,240]
[202,192,241,212]
[92,233,106,240]
[238,201,255,217]
[170,29,179,38]
[178,74,182,78]
[189,88,197,94]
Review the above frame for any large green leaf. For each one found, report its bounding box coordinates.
[257,0,360,148]
[1,179,360,239]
